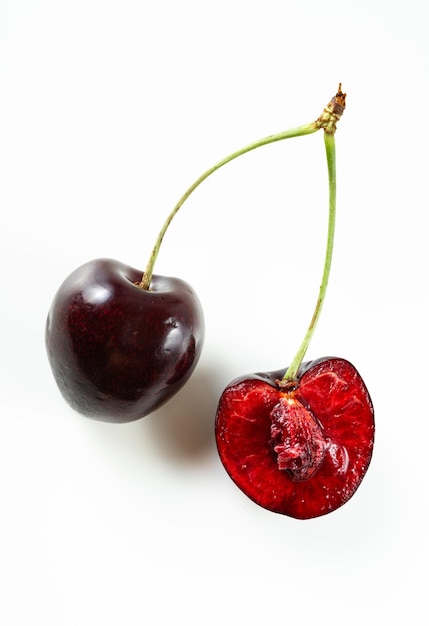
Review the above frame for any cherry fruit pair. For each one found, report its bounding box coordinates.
[46,86,375,519]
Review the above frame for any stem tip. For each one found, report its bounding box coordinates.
[316,84,347,134]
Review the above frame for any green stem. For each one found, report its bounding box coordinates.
[139,85,346,378]
[282,130,337,381]
[139,122,319,290]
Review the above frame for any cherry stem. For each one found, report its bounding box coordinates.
[282,131,337,381]
[139,84,346,379]
[139,123,320,290]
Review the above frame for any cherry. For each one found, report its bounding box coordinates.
[212,85,375,518]
[215,357,375,519]
[45,258,204,422]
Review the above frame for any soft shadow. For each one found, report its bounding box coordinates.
[147,363,224,464]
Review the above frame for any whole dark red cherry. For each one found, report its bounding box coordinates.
[45,258,204,422]
[215,357,374,519]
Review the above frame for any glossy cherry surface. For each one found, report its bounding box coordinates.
[46,258,204,422]
[215,357,374,519]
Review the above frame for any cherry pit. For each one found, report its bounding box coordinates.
[46,85,375,519]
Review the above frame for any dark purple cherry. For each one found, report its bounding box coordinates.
[45,258,204,422]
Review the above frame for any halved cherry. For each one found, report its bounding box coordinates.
[215,357,374,519]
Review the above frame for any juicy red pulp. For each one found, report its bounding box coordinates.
[215,357,374,519]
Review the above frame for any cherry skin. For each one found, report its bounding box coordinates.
[45,258,204,423]
[215,357,374,519]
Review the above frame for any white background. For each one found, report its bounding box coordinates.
[1,1,427,624]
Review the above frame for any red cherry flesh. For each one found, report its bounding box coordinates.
[215,357,374,519]
[45,258,204,423]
